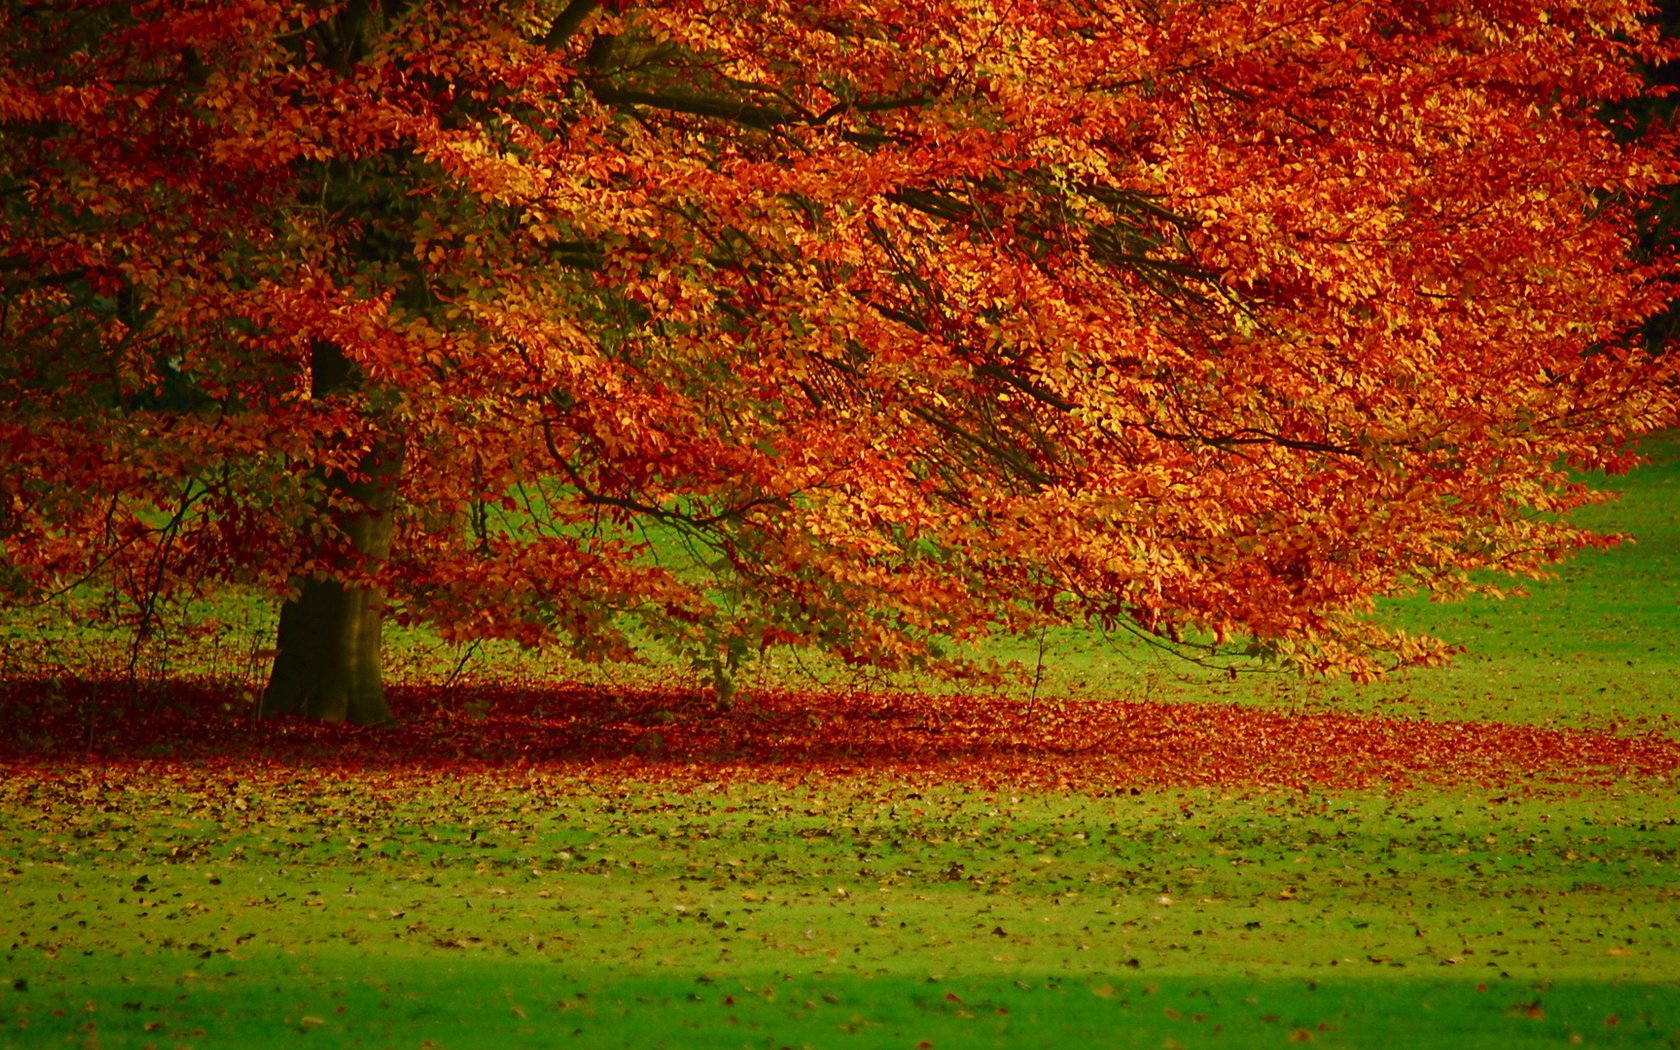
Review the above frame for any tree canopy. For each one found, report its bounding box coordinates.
[3,0,1677,721]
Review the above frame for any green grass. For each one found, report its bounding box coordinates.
[3,779,1679,1047]
[16,968,1679,1048]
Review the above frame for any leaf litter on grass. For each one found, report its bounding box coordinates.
[2,677,1677,1048]
[2,677,1676,791]
[3,773,1678,1048]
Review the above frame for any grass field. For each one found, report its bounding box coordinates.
[1,435,1676,1048]
[4,768,1677,1048]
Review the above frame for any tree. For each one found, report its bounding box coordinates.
[3,0,1677,723]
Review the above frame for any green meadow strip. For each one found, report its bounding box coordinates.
[3,777,1677,1046]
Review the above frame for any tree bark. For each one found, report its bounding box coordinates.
[260,2,419,725]
[259,342,402,725]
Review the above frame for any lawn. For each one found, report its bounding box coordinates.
[1,436,1677,1048]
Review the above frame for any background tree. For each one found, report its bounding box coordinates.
[3,0,1677,723]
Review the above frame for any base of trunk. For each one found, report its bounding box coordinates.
[259,576,394,725]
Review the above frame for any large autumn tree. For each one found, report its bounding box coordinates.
[2,0,1676,724]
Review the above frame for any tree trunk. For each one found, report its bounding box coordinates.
[261,575,390,725]
[260,341,403,725]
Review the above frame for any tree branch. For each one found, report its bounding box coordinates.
[544,0,600,48]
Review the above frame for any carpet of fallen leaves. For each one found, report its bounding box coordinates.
[1,677,1674,793]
